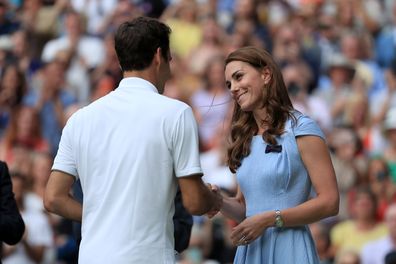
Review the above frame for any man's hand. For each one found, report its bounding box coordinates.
[206,184,223,218]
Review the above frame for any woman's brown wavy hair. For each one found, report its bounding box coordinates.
[226,46,295,173]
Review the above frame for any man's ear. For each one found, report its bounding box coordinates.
[153,47,162,66]
[261,67,271,85]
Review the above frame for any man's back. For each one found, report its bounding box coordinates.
[53,78,202,263]
[45,17,221,264]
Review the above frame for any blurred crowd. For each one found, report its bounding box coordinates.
[0,0,396,263]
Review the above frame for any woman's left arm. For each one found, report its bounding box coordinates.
[230,135,339,245]
[280,135,339,226]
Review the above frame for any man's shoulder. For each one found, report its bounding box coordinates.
[159,95,190,110]
[144,92,191,115]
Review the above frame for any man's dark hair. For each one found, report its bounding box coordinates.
[114,16,171,72]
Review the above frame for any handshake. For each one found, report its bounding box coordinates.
[206,183,223,219]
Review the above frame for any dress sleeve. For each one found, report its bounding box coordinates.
[293,114,326,141]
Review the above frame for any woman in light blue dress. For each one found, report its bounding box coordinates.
[219,46,339,264]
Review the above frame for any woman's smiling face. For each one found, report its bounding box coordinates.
[225,60,267,112]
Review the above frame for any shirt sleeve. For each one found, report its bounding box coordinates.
[171,107,203,178]
[52,113,78,179]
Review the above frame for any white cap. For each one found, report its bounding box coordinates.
[384,107,396,130]
[0,35,12,51]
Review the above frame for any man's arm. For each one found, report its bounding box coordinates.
[0,161,25,245]
[177,175,222,216]
[44,170,82,222]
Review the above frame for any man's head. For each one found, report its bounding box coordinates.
[114,16,172,93]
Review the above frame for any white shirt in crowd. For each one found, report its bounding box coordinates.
[361,236,395,264]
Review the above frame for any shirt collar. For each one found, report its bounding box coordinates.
[117,77,159,94]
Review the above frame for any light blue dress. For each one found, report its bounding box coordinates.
[234,112,323,264]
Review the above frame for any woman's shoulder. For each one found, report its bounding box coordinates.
[290,111,314,126]
[288,111,325,139]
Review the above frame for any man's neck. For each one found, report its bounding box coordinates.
[123,70,157,87]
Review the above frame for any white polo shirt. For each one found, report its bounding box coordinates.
[52,77,203,263]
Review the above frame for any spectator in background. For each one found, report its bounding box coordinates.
[341,89,386,156]
[328,127,363,220]
[316,10,340,73]
[226,0,271,50]
[0,63,26,137]
[18,0,69,60]
[383,108,396,182]
[272,23,311,71]
[9,29,41,80]
[335,249,360,264]
[187,16,225,77]
[0,1,19,36]
[282,63,332,133]
[41,9,105,104]
[95,0,142,37]
[361,203,396,264]
[90,32,122,102]
[310,222,334,264]
[375,1,396,69]
[199,124,237,195]
[335,0,383,35]
[373,58,396,126]
[331,187,387,255]
[3,172,54,264]
[0,106,49,166]
[288,8,322,92]
[0,161,25,259]
[315,53,356,127]
[70,0,118,36]
[367,157,396,221]
[24,152,53,213]
[190,55,232,152]
[161,0,202,59]
[23,60,76,156]
[340,31,386,104]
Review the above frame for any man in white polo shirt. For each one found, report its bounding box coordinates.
[44,16,222,263]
